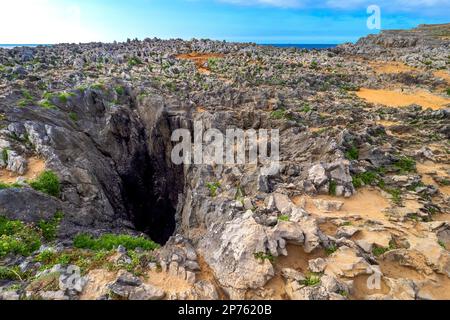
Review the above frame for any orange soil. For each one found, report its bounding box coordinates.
[356,88,450,110]
[371,61,417,74]
[416,161,450,196]
[434,70,450,85]
[0,157,45,184]
[303,188,391,221]
[176,52,224,74]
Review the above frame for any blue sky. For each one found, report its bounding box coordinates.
[0,0,449,44]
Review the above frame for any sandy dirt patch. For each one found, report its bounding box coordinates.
[0,157,45,184]
[416,161,450,196]
[370,61,417,74]
[303,188,391,222]
[356,88,450,110]
[434,70,450,85]
[176,52,224,74]
[350,275,390,300]
[80,269,118,300]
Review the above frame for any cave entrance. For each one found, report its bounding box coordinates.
[119,126,184,245]
[120,149,181,245]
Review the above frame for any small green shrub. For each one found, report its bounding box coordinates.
[446,88,450,96]
[278,215,290,222]
[438,241,446,250]
[310,61,319,70]
[270,108,286,120]
[90,83,104,91]
[37,211,63,241]
[206,182,221,197]
[2,148,8,164]
[352,171,379,188]
[386,187,402,205]
[301,274,321,286]
[0,266,26,281]
[115,86,125,96]
[329,180,337,196]
[394,156,416,173]
[0,217,41,258]
[29,171,60,197]
[298,104,311,113]
[73,234,159,251]
[345,146,359,161]
[128,57,143,67]
[57,92,74,104]
[38,99,56,109]
[373,242,396,257]
[254,252,275,263]
[325,244,338,255]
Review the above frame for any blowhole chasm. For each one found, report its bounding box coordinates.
[119,100,186,245]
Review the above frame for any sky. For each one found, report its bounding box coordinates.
[0,0,449,44]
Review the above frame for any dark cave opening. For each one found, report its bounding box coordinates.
[119,135,183,245]
[120,151,178,245]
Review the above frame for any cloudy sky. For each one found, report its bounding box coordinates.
[0,0,449,44]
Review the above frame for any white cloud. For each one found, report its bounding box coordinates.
[0,0,102,44]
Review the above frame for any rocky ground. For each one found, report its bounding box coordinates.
[0,23,449,300]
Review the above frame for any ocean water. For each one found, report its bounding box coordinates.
[0,44,46,49]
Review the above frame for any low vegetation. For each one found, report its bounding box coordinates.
[206,182,221,197]
[329,180,337,196]
[128,57,143,67]
[394,156,416,173]
[254,252,275,263]
[345,145,360,161]
[0,213,63,258]
[301,273,321,286]
[29,170,60,197]
[73,233,159,251]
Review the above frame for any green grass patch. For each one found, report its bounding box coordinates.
[38,99,56,109]
[438,241,447,250]
[128,57,143,67]
[73,233,159,252]
[325,244,338,255]
[446,88,450,96]
[345,146,360,161]
[329,180,337,196]
[0,266,28,281]
[386,187,402,205]
[301,273,321,286]
[206,182,221,197]
[115,86,125,96]
[254,252,275,263]
[0,182,23,190]
[0,217,41,258]
[372,241,396,257]
[57,92,75,104]
[37,211,63,241]
[278,215,290,222]
[352,171,379,189]
[298,104,311,113]
[90,83,104,91]
[29,170,60,197]
[394,156,416,173]
[2,148,8,164]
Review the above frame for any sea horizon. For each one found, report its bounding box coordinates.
[0,43,339,50]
